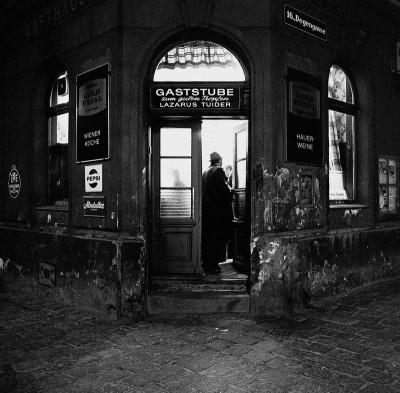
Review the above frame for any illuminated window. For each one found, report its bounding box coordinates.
[328,65,356,202]
[47,71,69,203]
[153,41,245,82]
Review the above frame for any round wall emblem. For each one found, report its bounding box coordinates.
[8,165,21,198]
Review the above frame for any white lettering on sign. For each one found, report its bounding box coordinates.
[296,134,314,150]
[289,82,320,119]
[153,87,239,109]
[84,201,105,209]
[83,130,100,147]
[155,88,234,97]
[85,165,102,192]
[79,79,106,116]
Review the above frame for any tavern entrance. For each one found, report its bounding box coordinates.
[151,118,249,275]
[148,40,250,313]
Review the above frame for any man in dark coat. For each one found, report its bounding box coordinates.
[202,152,234,274]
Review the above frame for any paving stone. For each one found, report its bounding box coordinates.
[2,279,400,392]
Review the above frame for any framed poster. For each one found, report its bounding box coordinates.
[76,64,110,163]
[300,173,314,207]
[379,156,399,215]
[286,68,322,166]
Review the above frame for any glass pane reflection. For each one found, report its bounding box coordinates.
[161,158,191,187]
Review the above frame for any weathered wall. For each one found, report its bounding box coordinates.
[0,226,145,319]
[250,227,400,313]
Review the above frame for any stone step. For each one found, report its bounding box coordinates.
[150,274,247,292]
[147,290,250,314]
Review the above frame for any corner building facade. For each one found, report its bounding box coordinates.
[1,0,400,318]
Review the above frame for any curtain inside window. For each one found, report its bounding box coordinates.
[157,41,235,69]
[329,110,342,172]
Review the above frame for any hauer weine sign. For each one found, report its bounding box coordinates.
[286,68,322,165]
[151,86,241,110]
[284,4,327,41]
[76,64,110,163]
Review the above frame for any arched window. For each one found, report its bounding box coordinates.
[328,65,356,202]
[153,40,245,82]
[47,71,69,204]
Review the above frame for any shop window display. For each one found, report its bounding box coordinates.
[328,65,356,202]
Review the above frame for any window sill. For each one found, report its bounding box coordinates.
[35,202,69,212]
[329,203,369,210]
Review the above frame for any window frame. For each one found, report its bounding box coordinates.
[45,71,70,205]
[328,65,359,206]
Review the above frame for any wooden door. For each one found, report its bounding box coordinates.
[152,120,202,275]
[232,122,250,273]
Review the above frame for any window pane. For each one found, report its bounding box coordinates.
[328,65,354,104]
[161,158,191,187]
[329,110,354,200]
[389,186,397,212]
[48,113,69,145]
[50,72,69,106]
[154,41,245,82]
[379,158,388,184]
[160,189,192,218]
[237,160,246,188]
[389,159,397,185]
[236,131,247,160]
[161,128,191,156]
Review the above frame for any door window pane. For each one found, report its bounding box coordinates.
[161,127,191,156]
[160,158,191,187]
[160,189,192,218]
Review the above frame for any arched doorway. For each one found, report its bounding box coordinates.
[149,40,250,281]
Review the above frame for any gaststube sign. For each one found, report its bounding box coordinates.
[151,86,240,110]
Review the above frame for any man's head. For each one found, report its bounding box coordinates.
[209,152,222,166]
[225,165,233,178]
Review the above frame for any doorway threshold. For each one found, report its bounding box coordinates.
[148,261,249,314]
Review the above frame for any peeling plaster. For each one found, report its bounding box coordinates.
[255,162,323,233]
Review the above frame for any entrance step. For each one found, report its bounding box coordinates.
[147,290,249,314]
[148,261,249,314]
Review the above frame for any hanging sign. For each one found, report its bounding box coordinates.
[284,4,327,41]
[150,85,241,110]
[83,196,106,217]
[286,68,322,166]
[8,165,21,199]
[76,64,110,163]
[85,164,103,192]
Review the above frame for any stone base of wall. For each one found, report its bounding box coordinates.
[250,226,400,314]
[0,225,145,320]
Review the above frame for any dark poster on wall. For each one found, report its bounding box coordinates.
[76,64,110,163]
[286,68,322,165]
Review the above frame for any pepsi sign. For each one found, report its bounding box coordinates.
[85,164,102,192]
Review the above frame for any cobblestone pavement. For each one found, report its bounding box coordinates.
[1,279,400,393]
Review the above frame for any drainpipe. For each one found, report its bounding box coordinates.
[113,240,122,320]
